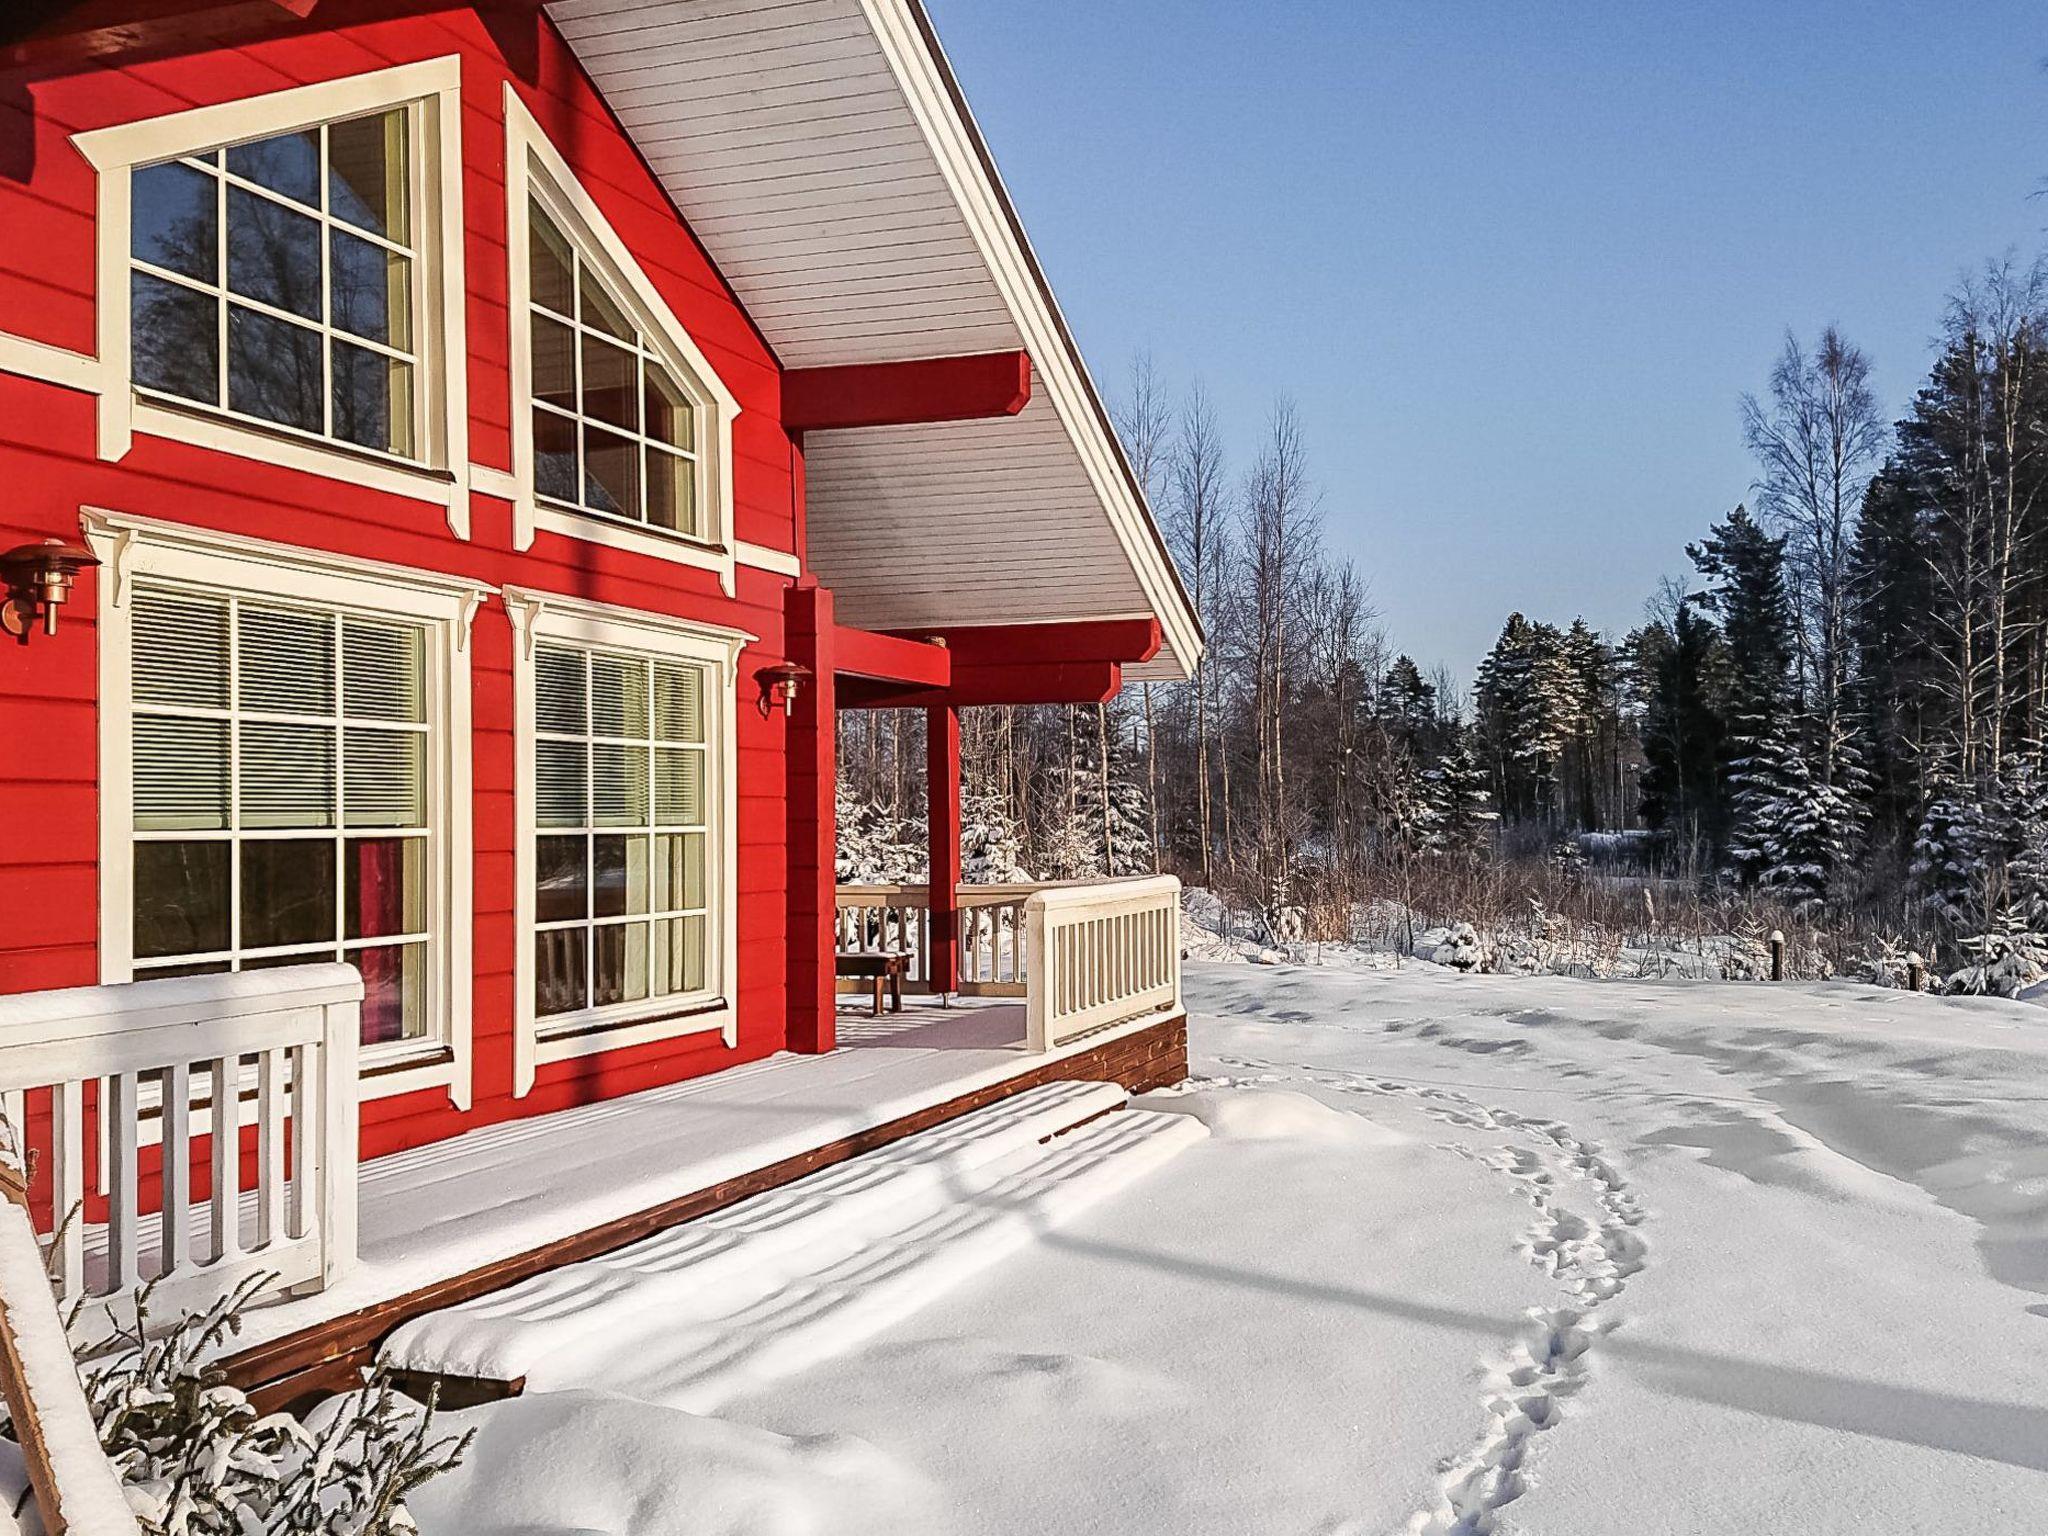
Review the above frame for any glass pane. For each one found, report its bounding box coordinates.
[593,922,648,1008]
[536,927,588,1017]
[643,362,694,451]
[327,110,409,243]
[330,229,411,349]
[345,836,423,939]
[240,720,337,829]
[344,728,425,828]
[227,305,322,433]
[651,915,706,998]
[227,128,319,207]
[531,313,576,411]
[589,653,649,739]
[332,342,415,458]
[132,160,218,283]
[534,645,587,735]
[645,448,694,537]
[654,747,703,827]
[592,835,648,919]
[652,664,702,743]
[592,743,649,828]
[344,618,425,722]
[241,838,337,949]
[535,835,588,924]
[536,740,588,828]
[131,272,219,405]
[134,588,229,708]
[356,941,426,1044]
[578,266,629,339]
[529,203,574,314]
[134,841,230,959]
[580,333,635,431]
[653,831,705,913]
[239,604,336,715]
[582,424,639,518]
[533,408,578,504]
[134,715,229,831]
[226,187,320,319]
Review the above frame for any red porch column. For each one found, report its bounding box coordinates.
[786,581,837,1053]
[926,703,961,995]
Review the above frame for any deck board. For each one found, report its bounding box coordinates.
[223,1004,1186,1409]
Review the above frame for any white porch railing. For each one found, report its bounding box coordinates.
[1024,876,1182,1051]
[834,882,1037,994]
[836,877,1183,1047]
[0,965,361,1324]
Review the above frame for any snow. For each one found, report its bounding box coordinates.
[407,963,2048,1534]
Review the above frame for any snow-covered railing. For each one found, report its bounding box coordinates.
[834,883,1039,995]
[1024,877,1182,1051]
[0,965,361,1325]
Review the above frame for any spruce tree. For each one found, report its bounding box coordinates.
[1413,727,1496,856]
[1638,603,1728,854]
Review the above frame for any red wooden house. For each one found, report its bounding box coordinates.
[0,0,1199,1396]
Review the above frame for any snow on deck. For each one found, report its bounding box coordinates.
[228,1000,1161,1358]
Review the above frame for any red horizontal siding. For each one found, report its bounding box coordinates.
[0,6,810,1162]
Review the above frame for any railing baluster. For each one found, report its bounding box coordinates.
[107,1071,141,1293]
[257,1048,285,1251]
[211,1055,240,1263]
[288,1043,315,1243]
[49,1081,84,1300]
[161,1061,191,1275]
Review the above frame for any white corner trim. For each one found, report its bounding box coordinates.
[857,0,1202,678]
[0,331,102,394]
[502,84,739,595]
[87,502,483,1111]
[71,56,473,538]
[734,540,801,579]
[503,585,750,1097]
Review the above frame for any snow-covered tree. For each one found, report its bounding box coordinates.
[835,786,923,884]
[959,792,1031,884]
[1042,741,1153,878]
[1725,732,1862,909]
[1412,731,1495,856]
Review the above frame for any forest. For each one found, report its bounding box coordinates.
[838,252,2048,977]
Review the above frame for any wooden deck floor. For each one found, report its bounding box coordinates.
[224,1003,1187,1409]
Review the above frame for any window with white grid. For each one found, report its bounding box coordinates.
[128,582,438,1050]
[532,640,712,1026]
[525,196,707,541]
[126,105,425,460]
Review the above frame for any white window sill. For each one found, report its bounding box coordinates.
[133,400,462,511]
[530,504,735,591]
[534,1000,736,1070]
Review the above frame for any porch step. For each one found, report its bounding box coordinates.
[380,1083,1204,1409]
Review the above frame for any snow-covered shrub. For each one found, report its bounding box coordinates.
[10,1275,470,1536]
[1434,922,1487,972]
[959,792,1029,885]
[834,787,923,885]
[1942,918,2047,999]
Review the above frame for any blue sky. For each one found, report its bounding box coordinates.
[922,1,2047,686]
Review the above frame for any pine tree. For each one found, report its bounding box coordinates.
[1639,603,1728,851]
[1912,775,1993,930]
[960,791,1031,884]
[1043,739,1153,877]
[1413,727,1496,855]
[835,785,923,883]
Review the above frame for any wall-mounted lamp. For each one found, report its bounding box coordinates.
[757,660,813,717]
[1,539,99,644]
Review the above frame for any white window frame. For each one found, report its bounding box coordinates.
[84,507,487,1109]
[72,58,475,537]
[504,585,750,1097]
[503,86,740,595]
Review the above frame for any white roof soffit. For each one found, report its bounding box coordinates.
[545,0,1201,681]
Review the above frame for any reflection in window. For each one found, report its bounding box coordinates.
[128,108,420,459]
[129,584,436,1048]
[531,640,711,1024]
[526,200,704,539]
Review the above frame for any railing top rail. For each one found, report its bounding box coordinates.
[0,964,363,1050]
[1024,875,1182,913]
[836,878,1177,903]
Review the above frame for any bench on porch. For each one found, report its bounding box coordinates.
[836,950,908,1015]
